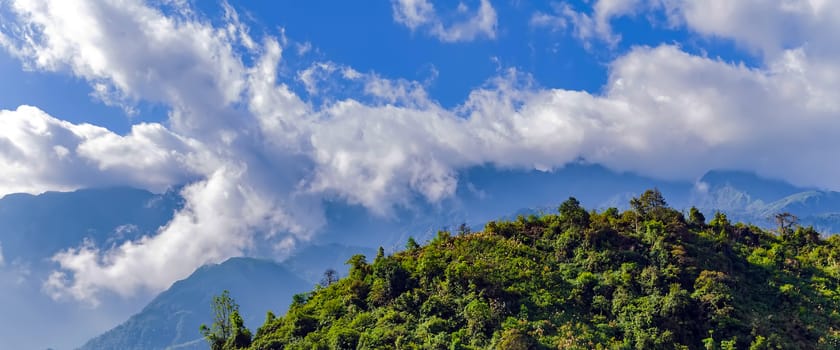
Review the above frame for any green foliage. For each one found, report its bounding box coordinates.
[243,191,840,349]
[405,236,420,250]
[559,196,590,228]
[201,290,252,350]
[224,311,252,349]
[709,212,730,231]
[689,207,706,227]
[630,188,668,219]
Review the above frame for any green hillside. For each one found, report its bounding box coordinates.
[210,190,840,349]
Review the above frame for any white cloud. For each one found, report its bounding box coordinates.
[546,0,840,53]
[0,0,317,303]
[3,260,31,286]
[297,62,340,96]
[0,242,5,267]
[2,0,840,304]
[44,167,318,304]
[673,0,840,58]
[0,106,205,195]
[0,0,247,135]
[531,0,643,46]
[295,41,313,56]
[529,10,566,32]
[391,0,497,42]
[391,0,436,31]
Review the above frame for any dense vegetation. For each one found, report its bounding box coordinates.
[206,190,840,349]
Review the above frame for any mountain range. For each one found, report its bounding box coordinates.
[692,170,840,232]
[0,187,183,350]
[2,165,839,349]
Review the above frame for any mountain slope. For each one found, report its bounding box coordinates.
[689,171,840,233]
[759,191,840,217]
[79,257,311,350]
[249,192,840,349]
[0,187,183,350]
[0,186,182,262]
[282,244,378,284]
[696,170,807,204]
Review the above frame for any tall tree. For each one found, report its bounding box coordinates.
[321,268,339,287]
[200,290,239,350]
[559,196,590,228]
[775,212,798,236]
[457,222,472,236]
[406,236,420,250]
[688,207,706,227]
[630,188,668,219]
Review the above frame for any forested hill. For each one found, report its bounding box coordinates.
[214,190,840,349]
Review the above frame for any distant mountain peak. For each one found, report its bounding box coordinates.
[696,169,806,203]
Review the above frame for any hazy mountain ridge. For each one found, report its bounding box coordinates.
[82,169,840,349]
[0,186,183,262]
[494,169,840,234]
[690,171,840,233]
[78,257,312,350]
[695,169,806,203]
[282,244,378,284]
[3,166,840,349]
[77,242,381,350]
[0,187,185,350]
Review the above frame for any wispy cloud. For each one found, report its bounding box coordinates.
[391,0,497,42]
[530,0,643,47]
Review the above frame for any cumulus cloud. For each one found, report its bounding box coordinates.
[0,0,247,135]
[44,168,317,303]
[0,0,317,303]
[673,0,840,58]
[391,0,497,42]
[0,106,205,195]
[1,0,840,303]
[523,0,840,184]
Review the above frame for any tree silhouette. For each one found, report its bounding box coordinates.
[321,268,339,287]
[200,290,239,350]
[775,212,798,236]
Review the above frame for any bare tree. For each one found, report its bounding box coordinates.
[321,268,339,287]
[774,212,798,236]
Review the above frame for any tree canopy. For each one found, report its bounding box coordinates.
[210,191,840,349]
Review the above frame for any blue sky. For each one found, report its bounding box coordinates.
[0,0,761,132]
[1,0,840,335]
